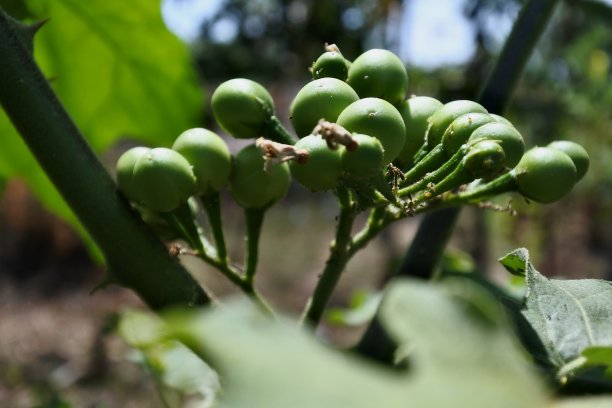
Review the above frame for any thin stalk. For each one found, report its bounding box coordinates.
[244,208,266,283]
[0,9,208,309]
[302,186,357,327]
[355,0,560,362]
[262,115,297,145]
[201,192,228,263]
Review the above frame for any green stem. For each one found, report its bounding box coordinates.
[201,192,228,263]
[0,9,208,309]
[244,208,266,283]
[302,187,357,327]
[397,146,466,197]
[442,171,516,205]
[161,202,207,255]
[262,115,297,145]
[400,144,446,187]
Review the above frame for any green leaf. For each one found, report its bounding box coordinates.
[499,248,612,379]
[378,278,546,408]
[583,346,612,378]
[118,310,219,406]
[326,290,382,326]
[551,397,612,408]
[165,279,547,408]
[0,0,203,254]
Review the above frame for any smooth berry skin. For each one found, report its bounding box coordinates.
[468,122,525,168]
[341,133,385,179]
[211,78,274,139]
[426,100,488,150]
[514,147,577,203]
[347,49,409,105]
[230,144,291,209]
[289,135,343,191]
[172,128,232,195]
[336,97,406,165]
[395,96,443,165]
[462,140,505,179]
[132,148,197,212]
[289,78,359,138]
[116,146,151,202]
[311,51,351,80]
[441,112,496,155]
[547,140,590,181]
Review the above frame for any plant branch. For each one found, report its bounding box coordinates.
[302,187,357,327]
[0,8,209,309]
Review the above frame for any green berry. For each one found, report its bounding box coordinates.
[116,146,151,202]
[132,148,197,212]
[547,140,589,181]
[311,51,351,80]
[230,144,291,209]
[211,78,274,139]
[395,96,443,165]
[441,112,496,155]
[490,113,514,127]
[172,128,232,195]
[289,78,359,138]
[462,140,505,179]
[514,147,577,203]
[347,49,409,105]
[336,97,406,164]
[425,100,488,150]
[289,135,342,191]
[468,122,525,168]
[341,133,385,178]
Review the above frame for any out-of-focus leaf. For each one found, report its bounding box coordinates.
[118,310,219,407]
[166,279,547,408]
[552,397,612,408]
[378,278,546,408]
[500,248,612,381]
[583,346,612,378]
[326,290,382,326]
[0,0,203,255]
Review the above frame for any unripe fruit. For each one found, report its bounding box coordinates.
[490,113,514,127]
[230,144,291,209]
[395,96,443,165]
[132,148,197,212]
[211,78,274,139]
[547,140,589,181]
[462,140,505,179]
[289,78,359,138]
[336,97,405,164]
[442,112,496,155]
[426,100,488,150]
[311,51,351,80]
[347,49,409,105]
[341,133,385,178]
[116,146,151,202]
[289,135,343,191]
[468,122,525,168]
[514,147,577,203]
[172,128,232,195]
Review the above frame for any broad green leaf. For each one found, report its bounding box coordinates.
[165,279,547,408]
[378,278,546,408]
[552,397,612,408]
[118,310,219,407]
[499,248,612,374]
[326,290,382,326]
[582,346,612,378]
[0,0,203,254]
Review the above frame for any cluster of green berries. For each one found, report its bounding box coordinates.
[115,44,590,223]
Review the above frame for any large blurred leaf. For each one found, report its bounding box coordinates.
[0,0,203,250]
[378,278,546,408]
[500,248,612,379]
[165,279,546,408]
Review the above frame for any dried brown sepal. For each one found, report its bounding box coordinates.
[256,137,308,172]
[312,120,358,151]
